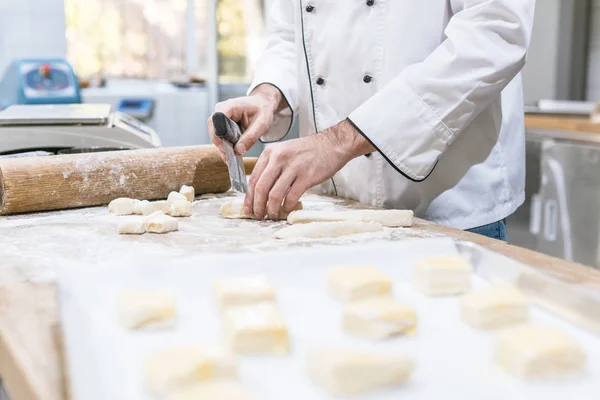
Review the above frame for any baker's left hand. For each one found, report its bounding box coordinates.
[243,120,375,220]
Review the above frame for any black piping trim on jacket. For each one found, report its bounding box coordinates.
[346,117,438,183]
[299,0,338,196]
[253,82,295,144]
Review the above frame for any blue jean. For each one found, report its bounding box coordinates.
[466,219,507,241]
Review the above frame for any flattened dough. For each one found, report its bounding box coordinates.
[494,325,586,379]
[413,256,472,296]
[220,199,303,220]
[179,185,195,202]
[117,216,147,235]
[275,221,383,239]
[167,382,255,400]
[327,266,392,303]
[108,198,136,215]
[168,200,192,217]
[343,297,417,340]
[118,289,176,329]
[460,284,529,330]
[143,345,237,395]
[213,275,276,310]
[147,213,178,233]
[308,348,414,396]
[287,209,413,227]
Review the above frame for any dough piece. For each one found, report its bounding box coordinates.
[147,213,179,233]
[223,302,289,355]
[108,197,136,215]
[287,209,413,227]
[308,349,414,396]
[117,216,147,235]
[275,221,383,239]
[141,200,170,215]
[117,289,176,329]
[460,284,530,330]
[494,325,586,379]
[213,275,276,311]
[413,256,472,296]
[220,199,303,220]
[343,297,417,340]
[133,199,149,215]
[167,191,189,205]
[168,200,192,217]
[167,382,255,400]
[327,266,392,303]
[180,185,195,202]
[143,345,237,396]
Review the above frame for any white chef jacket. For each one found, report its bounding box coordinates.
[247,0,536,230]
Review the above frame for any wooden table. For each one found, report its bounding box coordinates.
[525,114,600,135]
[1,192,599,400]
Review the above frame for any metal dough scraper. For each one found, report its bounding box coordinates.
[212,112,248,193]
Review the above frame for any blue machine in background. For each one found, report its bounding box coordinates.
[0,58,81,110]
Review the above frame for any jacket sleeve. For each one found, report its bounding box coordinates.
[247,0,297,143]
[347,0,535,181]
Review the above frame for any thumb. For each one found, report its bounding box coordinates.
[235,117,269,155]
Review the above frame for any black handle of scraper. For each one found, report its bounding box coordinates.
[212,112,243,145]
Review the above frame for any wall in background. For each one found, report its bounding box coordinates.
[521,0,561,104]
[0,0,67,75]
[587,0,600,100]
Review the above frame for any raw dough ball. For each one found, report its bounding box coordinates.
[307,348,414,396]
[117,217,147,235]
[223,302,289,355]
[168,200,192,217]
[213,275,276,311]
[143,345,237,396]
[494,325,586,379]
[275,221,383,239]
[460,284,529,330]
[343,297,417,340]
[117,289,176,329]
[167,382,255,400]
[167,191,189,205]
[133,199,149,215]
[413,256,472,296]
[287,209,413,227]
[108,197,136,215]
[147,213,179,233]
[180,185,195,202]
[141,200,170,215]
[220,199,302,220]
[327,266,392,303]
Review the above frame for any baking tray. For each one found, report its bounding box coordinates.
[57,238,600,400]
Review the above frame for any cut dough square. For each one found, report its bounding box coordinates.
[343,297,417,340]
[168,200,192,217]
[213,275,276,310]
[287,209,414,227]
[108,197,136,215]
[117,289,176,329]
[413,256,472,296]
[180,185,195,202]
[308,349,414,396]
[460,284,529,330]
[133,199,149,215]
[117,216,147,235]
[223,302,290,355]
[275,220,383,239]
[494,325,586,379]
[327,266,392,303]
[167,382,255,400]
[147,213,179,233]
[141,200,170,215]
[220,199,302,220]
[143,345,237,396]
[168,191,189,205]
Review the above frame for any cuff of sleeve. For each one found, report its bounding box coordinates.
[347,80,453,182]
[247,81,296,143]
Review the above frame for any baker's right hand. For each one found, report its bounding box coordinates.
[208,84,282,163]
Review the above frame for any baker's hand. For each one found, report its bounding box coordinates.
[244,120,375,219]
[207,84,283,163]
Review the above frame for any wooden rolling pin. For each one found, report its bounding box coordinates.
[0,146,258,215]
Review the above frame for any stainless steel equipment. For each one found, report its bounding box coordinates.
[0,104,161,155]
